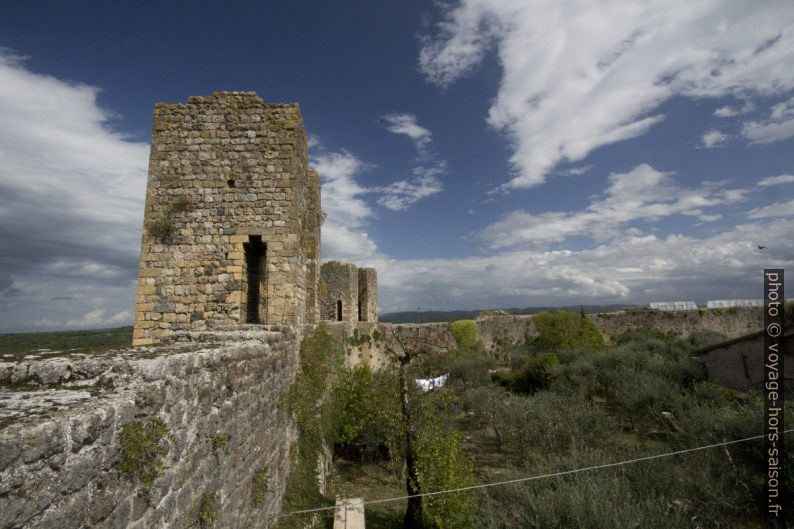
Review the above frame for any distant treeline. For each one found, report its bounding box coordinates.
[379,305,634,324]
[0,326,133,356]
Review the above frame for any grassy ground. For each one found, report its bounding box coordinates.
[0,326,132,357]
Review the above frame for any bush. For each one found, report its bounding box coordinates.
[532,311,605,352]
[331,365,402,461]
[687,330,728,349]
[117,417,169,490]
[251,466,269,507]
[494,352,559,394]
[448,347,496,387]
[416,426,477,529]
[450,320,479,351]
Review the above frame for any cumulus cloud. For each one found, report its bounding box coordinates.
[715,101,755,117]
[0,49,149,331]
[376,112,445,210]
[419,0,794,189]
[310,149,384,264]
[374,218,794,312]
[758,173,794,186]
[65,308,132,328]
[701,129,729,148]
[747,199,794,219]
[380,113,433,149]
[476,164,747,249]
[742,96,794,144]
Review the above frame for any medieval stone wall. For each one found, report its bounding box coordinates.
[357,268,377,323]
[133,92,321,345]
[0,328,299,529]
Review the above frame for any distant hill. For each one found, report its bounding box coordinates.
[379,304,635,324]
[0,326,133,356]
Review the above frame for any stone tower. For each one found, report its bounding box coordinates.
[319,262,378,323]
[133,92,322,345]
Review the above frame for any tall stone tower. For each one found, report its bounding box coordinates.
[133,92,322,346]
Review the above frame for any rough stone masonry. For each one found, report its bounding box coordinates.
[133,92,376,346]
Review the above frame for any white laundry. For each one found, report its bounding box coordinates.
[414,374,448,392]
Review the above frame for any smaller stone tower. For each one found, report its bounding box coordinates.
[319,261,377,323]
[320,262,359,322]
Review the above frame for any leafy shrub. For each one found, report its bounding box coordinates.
[450,320,478,351]
[331,365,402,461]
[251,466,269,507]
[532,311,605,352]
[416,426,477,529]
[117,417,169,490]
[615,327,675,345]
[448,347,496,387]
[691,381,736,404]
[494,352,559,394]
[199,492,217,527]
[461,384,514,443]
[687,330,728,349]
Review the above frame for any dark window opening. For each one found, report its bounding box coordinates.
[358,301,362,322]
[227,179,235,188]
[336,300,343,321]
[244,235,266,324]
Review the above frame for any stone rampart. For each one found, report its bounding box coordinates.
[337,308,765,369]
[0,327,299,529]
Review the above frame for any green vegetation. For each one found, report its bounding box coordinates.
[199,492,217,527]
[211,434,230,455]
[328,316,792,529]
[493,352,559,394]
[710,307,725,316]
[450,320,478,351]
[0,326,132,356]
[117,417,169,490]
[532,310,605,352]
[277,323,344,527]
[415,426,476,529]
[251,467,269,507]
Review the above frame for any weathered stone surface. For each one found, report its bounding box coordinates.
[134,92,323,345]
[0,328,299,529]
[320,261,358,323]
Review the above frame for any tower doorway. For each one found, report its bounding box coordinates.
[244,236,266,324]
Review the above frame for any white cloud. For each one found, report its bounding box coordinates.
[419,0,794,190]
[758,173,794,186]
[715,100,755,117]
[65,308,131,328]
[701,129,728,148]
[747,199,794,218]
[565,165,593,176]
[476,164,746,248]
[742,96,794,144]
[377,113,445,210]
[0,49,148,331]
[380,113,432,148]
[373,218,794,312]
[376,162,446,211]
[311,150,384,263]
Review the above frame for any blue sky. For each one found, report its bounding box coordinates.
[1,0,793,331]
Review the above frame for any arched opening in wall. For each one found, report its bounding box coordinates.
[244,236,267,324]
[336,300,343,321]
